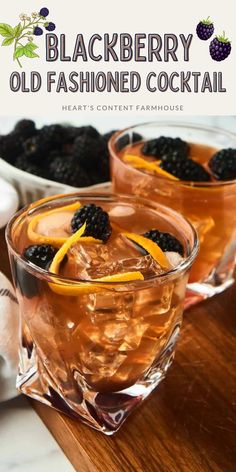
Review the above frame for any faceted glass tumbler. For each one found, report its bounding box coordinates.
[6,194,198,434]
[110,122,236,307]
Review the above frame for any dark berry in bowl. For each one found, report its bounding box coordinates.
[196,17,214,40]
[0,133,23,164]
[142,136,189,160]
[15,154,45,177]
[49,154,93,187]
[14,120,36,140]
[208,148,236,181]
[71,204,112,242]
[144,230,184,256]
[209,33,231,61]
[160,157,211,182]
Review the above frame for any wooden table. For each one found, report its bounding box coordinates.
[1,227,236,472]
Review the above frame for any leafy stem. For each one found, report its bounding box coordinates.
[13,38,22,67]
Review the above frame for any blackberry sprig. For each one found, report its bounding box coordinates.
[0,7,56,68]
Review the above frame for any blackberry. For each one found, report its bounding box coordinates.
[196,17,214,40]
[103,130,117,145]
[209,33,231,61]
[14,119,36,140]
[15,154,44,177]
[39,124,65,148]
[34,26,43,36]
[23,244,57,269]
[77,126,100,139]
[160,157,211,182]
[23,135,50,160]
[73,134,107,170]
[142,136,189,160]
[208,148,236,181]
[0,133,23,164]
[116,132,142,151]
[144,230,184,256]
[49,154,93,187]
[39,7,49,17]
[45,22,56,31]
[71,204,112,242]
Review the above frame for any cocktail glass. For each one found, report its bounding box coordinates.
[109,122,236,307]
[6,193,198,434]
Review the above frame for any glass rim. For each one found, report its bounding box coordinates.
[6,192,199,287]
[108,120,236,188]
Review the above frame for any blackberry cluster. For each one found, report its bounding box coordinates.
[23,244,57,269]
[161,158,211,182]
[0,119,114,186]
[141,135,212,182]
[71,204,112,242]
[144,230,184,256]
[208,149,236,181]
[142,136,189,160]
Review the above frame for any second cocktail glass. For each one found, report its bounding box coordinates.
[110,122,236,306]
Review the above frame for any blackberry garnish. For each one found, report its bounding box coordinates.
[144,230,184,256]
[0,133,23,164]
[71,204,112,242]
[23,244,57,269]
[49,154,93,187]
[142,136,189,160]
[209,32,231,61]
[160,157,211,182]
[208,148,236,181]
[14,120,36,140]
[196,17,214,40]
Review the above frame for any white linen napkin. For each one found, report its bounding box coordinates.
[0,272,19,402]
[0,177,19,229]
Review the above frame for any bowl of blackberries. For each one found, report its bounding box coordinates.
[0,120,115,204]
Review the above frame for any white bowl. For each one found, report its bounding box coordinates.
[0,157,111,206]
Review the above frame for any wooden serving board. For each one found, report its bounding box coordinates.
[1,228,236,472]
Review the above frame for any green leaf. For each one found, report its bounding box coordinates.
[23,43,39,58]
[0,23,14,37]
[2,37,14,46]
[13,23,22,38]
[14,46,25,59]
[26,42,39,51]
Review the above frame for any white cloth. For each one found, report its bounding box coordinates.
[0,177,19,229]
[0,272,19,402]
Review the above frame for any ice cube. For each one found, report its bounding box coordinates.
[65,233,162,280]
[165,251,184,268]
